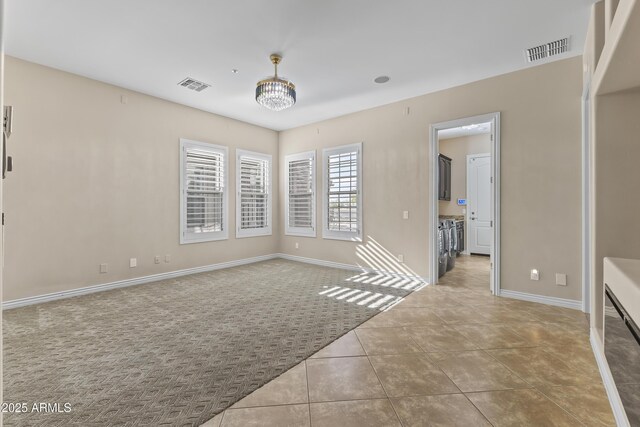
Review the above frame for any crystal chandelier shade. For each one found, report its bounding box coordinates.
[256,54,296,111]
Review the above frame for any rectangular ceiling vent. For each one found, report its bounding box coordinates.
[178,77,210,92]
[525,37,570,62]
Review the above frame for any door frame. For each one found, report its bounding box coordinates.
[466,152,491,256]
[581,78,591,313]
[428,112,501,295]
[1,0,6,413]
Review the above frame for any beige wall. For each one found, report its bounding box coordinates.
[438,134,491,217]
[279,56,584,300]
[3,56,279,301]
[5,55,585,303]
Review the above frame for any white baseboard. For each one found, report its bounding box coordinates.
[590,329,630,427]
[275,253,429,283]
[3,254,278,310]
[276,253,362,272]
[499,289,582,311]
[4,253,429,310]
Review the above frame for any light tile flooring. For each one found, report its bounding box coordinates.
[202,256,615,426]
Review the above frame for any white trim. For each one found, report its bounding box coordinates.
[276,253,430,283]
[581,79,591,313]
[322,142,363,241]
[2,254,278,310]
[179,139,229,244]
[499,289,582,310]
[3,253,431,310]
[236,149,273,238]
[590,329,631,427]
[284,150,317,237]
[429,112,500,296]
[277,253,361,272]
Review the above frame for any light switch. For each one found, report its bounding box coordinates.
[398,254,404,263]
[100,263,108,273]
[403,211,409,220]
[154,256,161,264]
[130,258,137,268]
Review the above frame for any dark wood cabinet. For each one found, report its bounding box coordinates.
[438,154,452,201]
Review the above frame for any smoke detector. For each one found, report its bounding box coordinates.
[525,37,570,63]
[178,77,210,92]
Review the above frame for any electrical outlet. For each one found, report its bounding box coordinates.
[402,211,409,220]
[100,263,108,273]
[130,258,137,268]
[398,254,404,263]
[295,242,299,249]
[530,269,539,280]
[154,256,161,264]
[556,273,567,286]
[165,255,171,263]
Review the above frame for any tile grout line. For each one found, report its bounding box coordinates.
[364,353,406,427]
[352,327,407,427]
[535,386,597,426]
[304,360,312,426]
[477,347,537,390]
[459,392,497,427]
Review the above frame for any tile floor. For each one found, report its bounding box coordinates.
[202,255,615,426]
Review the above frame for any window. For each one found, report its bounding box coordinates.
[285,151,316,237]
[322,143,362,241]
[180,139,228,243]
[236,149,272,238]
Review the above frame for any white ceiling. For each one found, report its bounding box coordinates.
[5,0,595,131]
[439,123,492,140]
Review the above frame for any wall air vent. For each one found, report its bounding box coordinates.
[525,37,570,63]
[178,77,210,92]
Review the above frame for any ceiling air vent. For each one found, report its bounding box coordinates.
[178,77,210,92]
[525,37,570,63]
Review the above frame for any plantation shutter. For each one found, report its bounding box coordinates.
[181,139,228,243]
[288,156,314,229]
[327,150,359,232]
[238,153,270,233]
[323,143,362,241]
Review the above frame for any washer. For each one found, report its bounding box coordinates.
[438,220,449,277]
[445,219,457,271]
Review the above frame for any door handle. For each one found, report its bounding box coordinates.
[470,217,476,220]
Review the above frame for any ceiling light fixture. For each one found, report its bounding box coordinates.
[374,76,390,84]
[256,54,296,111]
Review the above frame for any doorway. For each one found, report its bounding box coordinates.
[428,112,500,294]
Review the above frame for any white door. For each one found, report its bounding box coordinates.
[467,154,491,255]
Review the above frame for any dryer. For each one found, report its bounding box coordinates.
[438,220,449,277]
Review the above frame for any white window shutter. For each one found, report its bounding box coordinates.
[323,143,363,241]
[236,150,272,238]
[285,151,316,237]
[180,139,228,243]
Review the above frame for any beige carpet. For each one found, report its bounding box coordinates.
[3,259,421,426]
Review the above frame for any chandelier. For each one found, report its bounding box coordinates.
[256,54,296,111]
